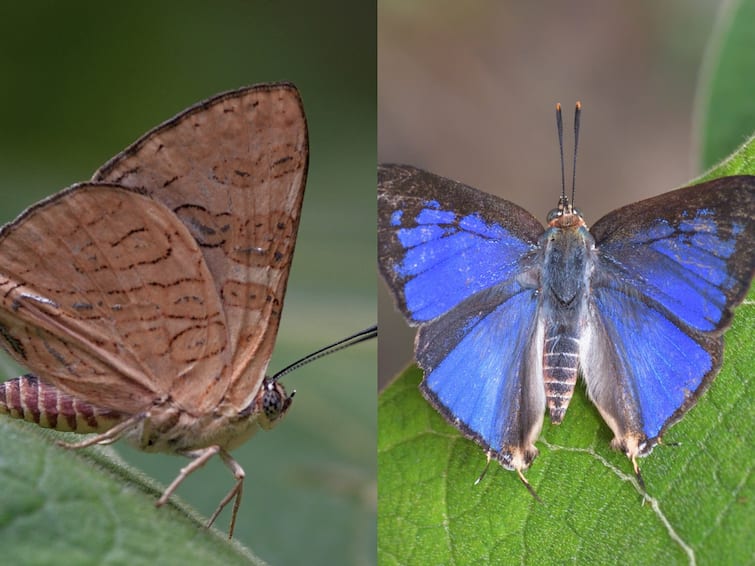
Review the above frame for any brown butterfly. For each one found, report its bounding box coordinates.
[0,83,313,537]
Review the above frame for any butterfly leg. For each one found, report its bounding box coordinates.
[56,412,145,449]
[207,449,245,539]
[474,451,493,485]
[157,446,245,538]
[516,469,542,503]
[610,435,648,492]
[474,450,542,502]
[630,455,646,492]
[157,445,221,509]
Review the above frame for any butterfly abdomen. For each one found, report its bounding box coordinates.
[542,326,580,423]
[0,374,124,433]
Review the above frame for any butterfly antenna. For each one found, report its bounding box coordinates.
[270,325,377,381]
[517,469,543,503]
[556,102,568,212]
[571,101,582,210]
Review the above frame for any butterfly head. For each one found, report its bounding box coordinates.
[252,378,295,430]
[244,326,375,431]
[546,196,586,229]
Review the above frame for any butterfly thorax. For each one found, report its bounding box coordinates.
[124,379,293,454]
[539,211,595,423]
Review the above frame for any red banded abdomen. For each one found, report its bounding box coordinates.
[0,374,124,433]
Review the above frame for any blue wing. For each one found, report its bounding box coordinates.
[378,164,544,322]
[378,164,548,468]
[583,176,755,455]
[416,279,545,471]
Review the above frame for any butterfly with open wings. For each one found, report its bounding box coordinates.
[378,105,754,489]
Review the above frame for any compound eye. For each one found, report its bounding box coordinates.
[262,385,284,420]
[257,378,293,427]
[546,208,561,222]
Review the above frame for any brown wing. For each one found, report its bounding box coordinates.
[93,83,308,409]
[0,185,229,414]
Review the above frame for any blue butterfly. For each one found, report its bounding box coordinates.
[378,134,754,487]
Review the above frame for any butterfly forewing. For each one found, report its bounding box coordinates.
[0,185,228,415]
[93,84,308,408]
[378,164,543,323]
[591,177,755,333]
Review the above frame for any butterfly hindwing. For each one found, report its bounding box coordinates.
[581,286,722,453]
[417,283,545,469]
[582,176,755,455]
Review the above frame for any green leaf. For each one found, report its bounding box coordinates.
[0,418,264,565]
[695,135,755,183]
[696,0,755,169]
[378,291,753,565]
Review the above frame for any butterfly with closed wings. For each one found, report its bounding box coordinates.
[0,83,376,537]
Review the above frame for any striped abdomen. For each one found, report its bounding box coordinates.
[0,374,125,433]
[543,327,580,424]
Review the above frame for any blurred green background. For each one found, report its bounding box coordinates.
[0,2,375,565]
